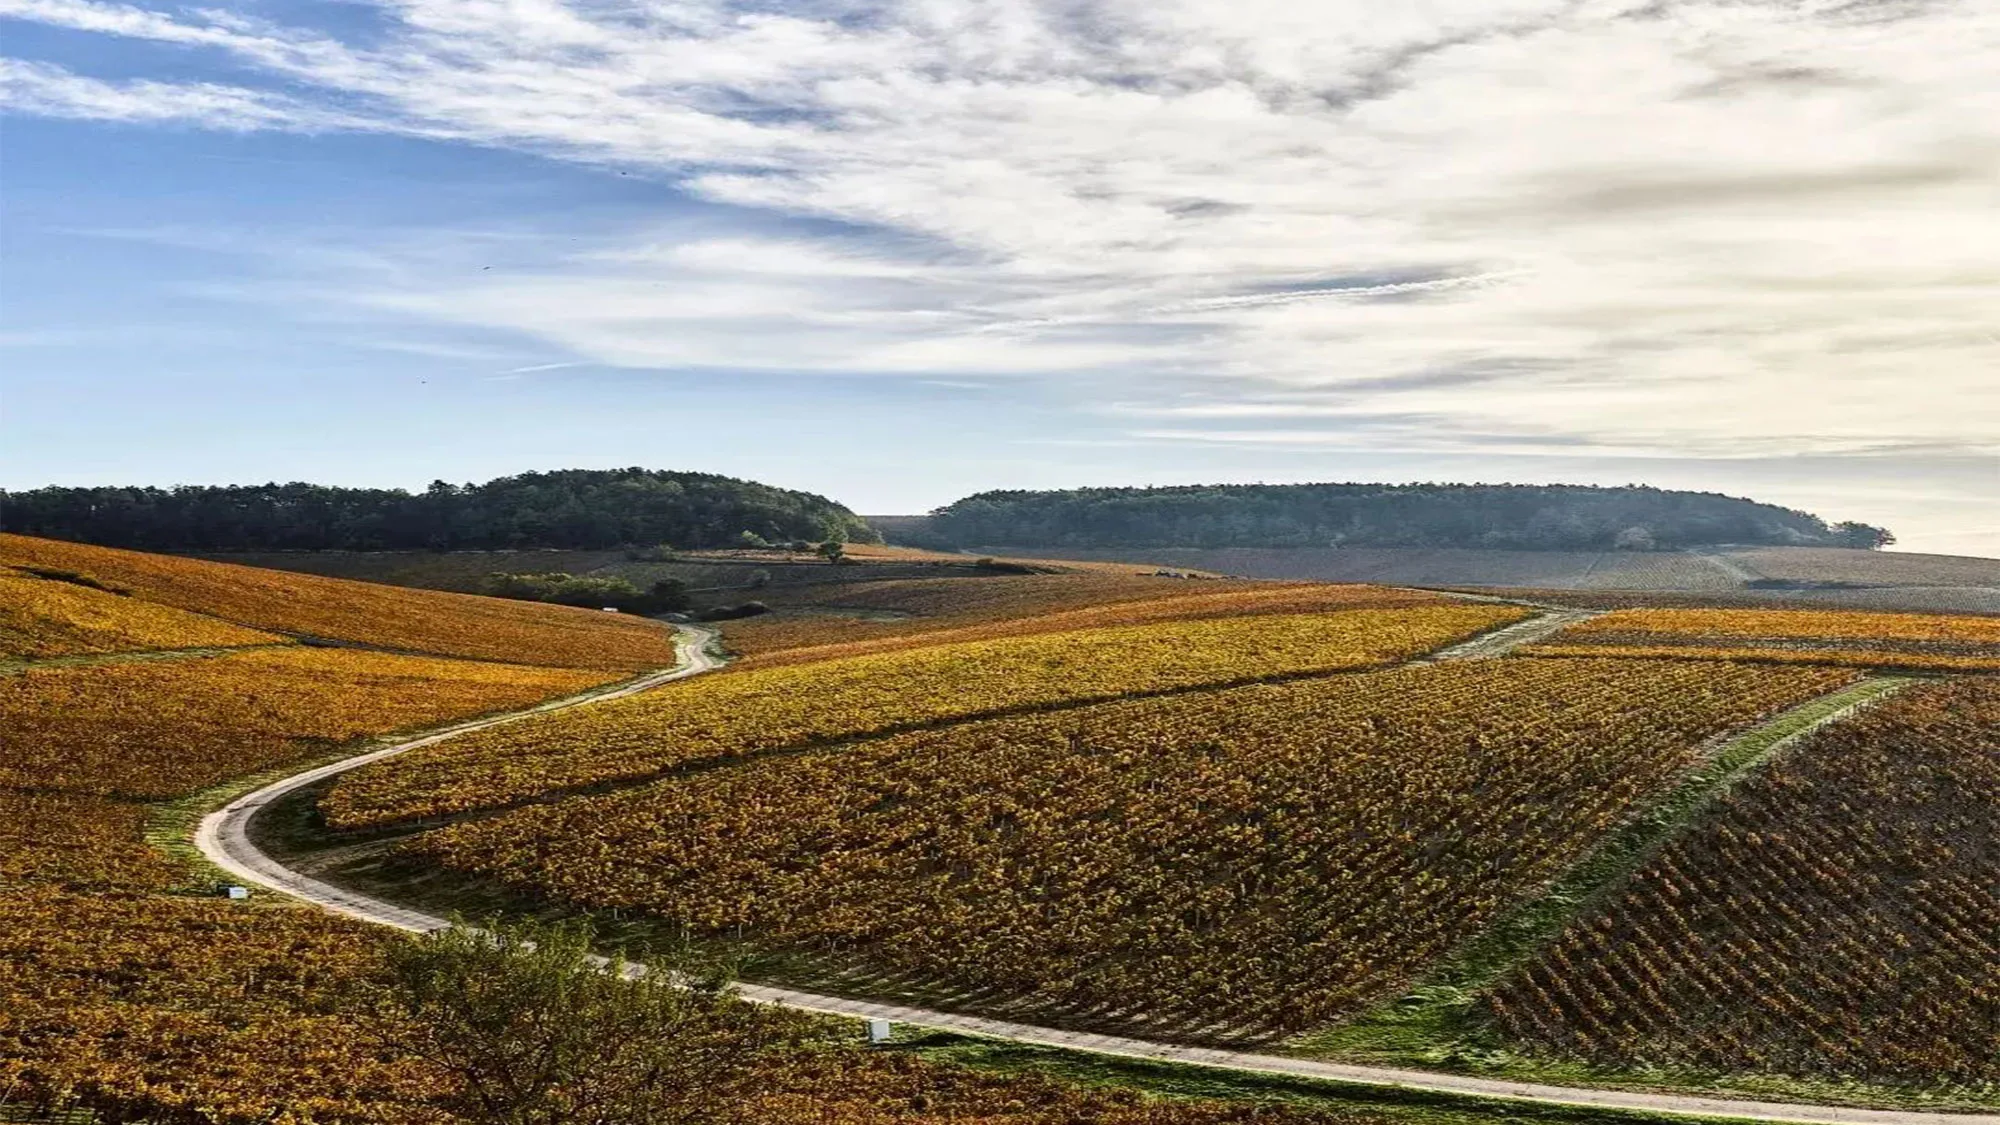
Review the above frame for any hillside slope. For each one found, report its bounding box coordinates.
[912,483,1888,551]
[1,467,876,552]
[0,534,678,670]
[974,545,2000,615]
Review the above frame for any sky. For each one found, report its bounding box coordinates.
[2,0,1996,556]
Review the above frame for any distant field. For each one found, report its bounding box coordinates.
[190,543,1162,595]
[982,545,2000,614]
[722,577,1438,663]
[1524,607,2000,672]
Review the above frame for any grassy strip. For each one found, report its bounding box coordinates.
[898,1032,1759,1125]
[1293,675,1915,1066]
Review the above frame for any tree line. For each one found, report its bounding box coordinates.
[0,468,880,552]
[911,483,1893,551]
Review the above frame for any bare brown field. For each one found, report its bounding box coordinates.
[1730,546,2000,587]
[188,547,634,591]
[984,545,2000,614]
[1447,586,2000,618]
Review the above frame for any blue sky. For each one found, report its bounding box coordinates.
[2,0,1996,554]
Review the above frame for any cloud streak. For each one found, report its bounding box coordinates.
[2,0,1997,462]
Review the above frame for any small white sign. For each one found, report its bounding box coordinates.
[866,1018,892,1044]
[222,885,250,900]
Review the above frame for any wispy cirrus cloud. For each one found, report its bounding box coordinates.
[2,0,1997,461]
[0,56,351,128]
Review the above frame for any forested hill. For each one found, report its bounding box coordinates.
[0,469,878,552]
[915,484,1892,551]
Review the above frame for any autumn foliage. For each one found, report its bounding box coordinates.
[720,576,1446,663]
[1526,607,2000,672]
[2,647,614,805]
[406,658,1850,1040]
[0,567,283,660]
[325,605,1526,829]
[1485,677,2000,1086]
[0,533,680,670]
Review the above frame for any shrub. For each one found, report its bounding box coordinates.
[372,917,800,1125]
[480,573,689,615]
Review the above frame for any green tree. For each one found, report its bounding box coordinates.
[1831,520,1896,549]
[816,539,846,562]
[374,918,796,1125]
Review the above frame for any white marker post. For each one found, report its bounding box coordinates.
[866,1018,892,1044]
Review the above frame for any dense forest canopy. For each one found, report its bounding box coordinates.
[914,483,1892,551]
[0,469,878,552]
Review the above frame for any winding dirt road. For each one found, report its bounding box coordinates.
[194,618,1999,1125]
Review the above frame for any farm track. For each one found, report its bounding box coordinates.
[1424,607,1602,659]
[1689,550,1765,585]
[193,620,1999,1125]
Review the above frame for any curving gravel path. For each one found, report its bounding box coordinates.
[194,622,1999,1125]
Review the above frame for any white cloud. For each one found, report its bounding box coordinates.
[2,0,1998,462]
[0,57,348,128]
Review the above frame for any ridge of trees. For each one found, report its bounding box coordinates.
[0,469,879,553]
[911,483,1893,552]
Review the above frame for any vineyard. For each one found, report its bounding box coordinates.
[0,534,679,670]
[0,627,638,1118]
[0,887,451,1122]
[730,581,1447,666]
[0,538,1505,1122]
[1485,676,2000,1087]
[403,658,1851,1040]
[323,604,1526,829]
[2,647,614,803]
[0,567,283,660]
[9,530,1999,1118]
[1525,607,2000,672]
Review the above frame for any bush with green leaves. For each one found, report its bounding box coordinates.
[373,918,805,1125]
